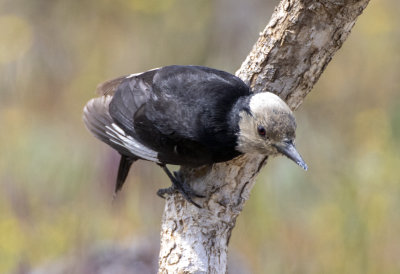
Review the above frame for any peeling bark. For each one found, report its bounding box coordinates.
[158,0,370,273]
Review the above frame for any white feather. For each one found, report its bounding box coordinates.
[83,96,160,163]
[249,92,290,113]
[126,67,160,78]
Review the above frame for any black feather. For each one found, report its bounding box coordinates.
[115,155,138,193]
[112,65,251,166]
[86,66,252,191]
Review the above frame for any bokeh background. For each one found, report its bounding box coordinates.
[1,0,399,273]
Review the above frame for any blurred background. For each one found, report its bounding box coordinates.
[0,0,399,273]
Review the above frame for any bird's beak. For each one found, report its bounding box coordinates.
[274,141,308,171]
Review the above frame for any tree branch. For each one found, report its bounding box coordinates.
[158,0,370,273]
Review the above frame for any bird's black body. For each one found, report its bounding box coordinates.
[84,65,307,207]
[108,66,249,166]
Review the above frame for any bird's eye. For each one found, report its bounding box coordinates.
[257,125,266,137]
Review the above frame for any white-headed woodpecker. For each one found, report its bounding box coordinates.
[83,65,307,207]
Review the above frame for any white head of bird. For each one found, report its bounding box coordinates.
[236,92,307,170]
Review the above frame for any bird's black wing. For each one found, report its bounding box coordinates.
[132,65,250,166]
[95,68,159,96]
[84,69,160,163]
[95,75,128,96]
[86,65,250,166]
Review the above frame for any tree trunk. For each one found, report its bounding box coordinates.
[158,0,370,273]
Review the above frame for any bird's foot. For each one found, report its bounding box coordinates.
[173,171,205,199]
[157,170,204,208]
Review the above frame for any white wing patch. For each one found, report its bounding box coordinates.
[83,96,160,163]
[105,123,160,163]
[126,67,160,78]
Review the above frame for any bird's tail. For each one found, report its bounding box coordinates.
[115,155,137,193]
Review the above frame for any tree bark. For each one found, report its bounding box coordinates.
[158,0,370,273]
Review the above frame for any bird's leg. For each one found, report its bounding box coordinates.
[157,164,204,208]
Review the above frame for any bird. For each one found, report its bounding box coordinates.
[83,65,307,207]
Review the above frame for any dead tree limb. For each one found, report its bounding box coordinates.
[158,0,370,273]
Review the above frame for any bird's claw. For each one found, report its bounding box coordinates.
[157,185,202,208]
[157,171,204,208]
[172,171,205,198]
[157,187,175,198]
